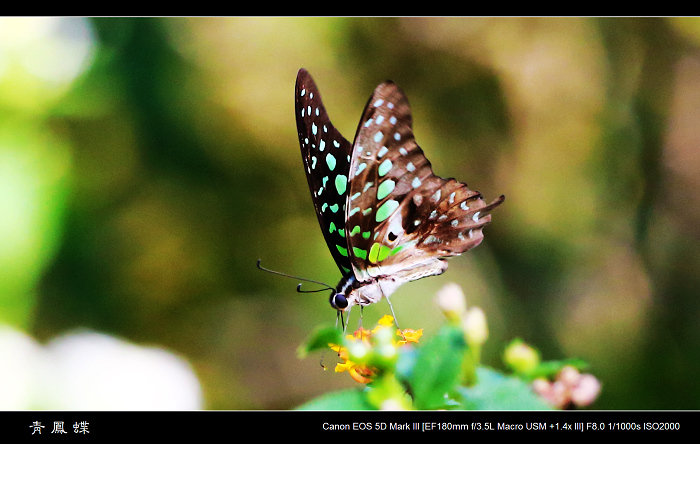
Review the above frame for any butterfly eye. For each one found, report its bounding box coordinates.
[332,293,349,310]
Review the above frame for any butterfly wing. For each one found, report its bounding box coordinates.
[295,69,354,276]
[344,81,504,282]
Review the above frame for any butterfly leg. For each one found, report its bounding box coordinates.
[358,306,364,330]
[378,283,400,328]
[385,296,400,329]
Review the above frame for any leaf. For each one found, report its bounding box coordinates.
[457,367,553,410]
[406,324,466,410]
[522,359,590,380]
[297,326,343,358]
[295,388,374,410]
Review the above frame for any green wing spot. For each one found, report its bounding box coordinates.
[369,242,395,264]
[369,242,381,264]
[362,231,371,239]
[326,153,337,171]
[329,222,337,234]
[336,245,348,257]
[330,204,339,213]
[362,208,373,216]
[353,247,368,260]
[378,244,392,262]
[335,174,347,195]
[321,203,328,212]
[338,229,345,238]
[341,266,351,274]
[378,159,393,176]
[377,179,396,200]
[390,245,404,256]
[376,200,399,222]
[349,225,361,237]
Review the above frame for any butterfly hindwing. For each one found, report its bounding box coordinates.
[344,81,505,281]
[295,69,354,275]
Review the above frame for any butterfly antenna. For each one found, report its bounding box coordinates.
[257,259,335,293]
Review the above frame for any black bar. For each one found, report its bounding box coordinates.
[5,411,695,444]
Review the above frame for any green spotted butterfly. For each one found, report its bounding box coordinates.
[295,68,504,319]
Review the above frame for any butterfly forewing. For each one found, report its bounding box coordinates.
[295,69,354,275]
[345,81,505,281]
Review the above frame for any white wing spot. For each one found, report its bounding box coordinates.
[394,133,401,141]
[406,162,415,172]
[412,177,421,188]
[431,190,441,203]
[378,146,388,158]
[472,211,481,223]
[374,99,384,107]
[390,116,397,124]
[376,115,384,125]
[461,201,469,211]
[400,147,408,156]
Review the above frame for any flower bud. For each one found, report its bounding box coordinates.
[434,283,467,322]
[504,339,540,374]
[463,306,488,346]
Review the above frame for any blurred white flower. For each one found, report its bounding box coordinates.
[434,283,467,322]
[463,306,489,346]
[0,326,203,410]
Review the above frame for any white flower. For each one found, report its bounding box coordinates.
[434,283,467,321]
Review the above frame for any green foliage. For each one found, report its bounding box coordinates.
[297,326,343,357]
[457,368,552,410]
[295,388,373,410]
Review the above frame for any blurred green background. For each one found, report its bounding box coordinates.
[1,17,700,409]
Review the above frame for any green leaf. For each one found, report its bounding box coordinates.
[365,374,413,410]
[407,324,466,410]
[295,388,374,410]
[522,359,590,380]
[297,326,343,358]
[457,367,553,410]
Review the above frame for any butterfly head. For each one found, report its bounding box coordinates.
[330,291,349,311]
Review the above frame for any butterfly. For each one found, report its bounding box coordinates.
[294,68,504,322]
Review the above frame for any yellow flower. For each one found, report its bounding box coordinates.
[329,316,423,383]
[396,328,423,346]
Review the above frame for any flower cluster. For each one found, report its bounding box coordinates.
[532,366,602,409]
[330,315,423,384]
